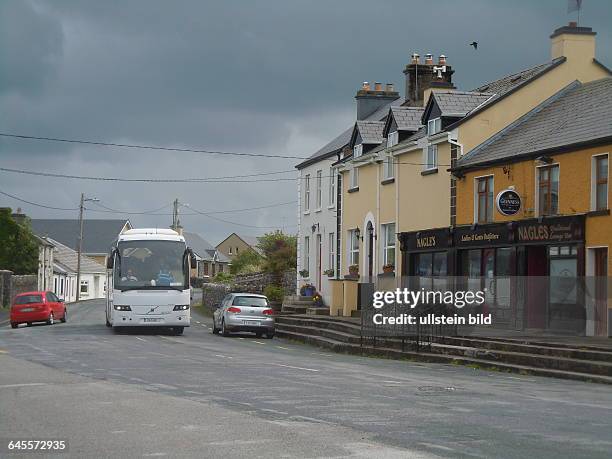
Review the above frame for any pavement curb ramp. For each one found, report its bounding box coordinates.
[275,316,612,385]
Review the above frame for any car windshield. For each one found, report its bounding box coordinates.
[15,295,42,304]
[114,240,187,290]
[232,296,268,307]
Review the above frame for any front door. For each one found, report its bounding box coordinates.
[594,248,608,336]
[526,246,547,329]
[367,223,374,281]
[316,234,322,292]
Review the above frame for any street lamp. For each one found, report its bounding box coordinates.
[76,193,99,302]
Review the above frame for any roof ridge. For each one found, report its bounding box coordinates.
[472,58,561,92]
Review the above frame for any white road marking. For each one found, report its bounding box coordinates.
[252,340,265,345]
[238,337,245,340]
[382,380,403,384]
[0,383,47,388]
[195,321,201,324]
[276,346,291,350]
[271,363,319,372]
[214,354,233,359]
[135,337,146,342]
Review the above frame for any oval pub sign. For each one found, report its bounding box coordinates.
[496,189,521,216]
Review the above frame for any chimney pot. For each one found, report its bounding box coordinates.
[568,21,577,27]
[439,54,447,65]
[374,82,382,91]
[385,83,394,92]
[411,53,420,64]
[362,81,370,91]
[425,53,433,65]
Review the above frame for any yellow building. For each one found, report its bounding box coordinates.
[334,23,610,319]
[449,77,612,336]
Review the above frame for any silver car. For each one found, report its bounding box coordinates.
[212,293,275,338]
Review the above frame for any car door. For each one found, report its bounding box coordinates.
[45,292,58,317]
[215,295,230,326]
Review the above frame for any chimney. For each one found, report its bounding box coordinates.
[550,22,596,62]
[355,80,400,120]
[403,52,455,107]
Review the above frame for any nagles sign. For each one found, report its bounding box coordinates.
[496,189,521,216]
[400,228,450,252]
[515,216,584,243]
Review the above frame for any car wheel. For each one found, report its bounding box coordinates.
[173,327,184,336]
[265,332,275,339]
[221,319,229,337]
[60,309,67,323]
[11,323,18,329]
[46,313,54,325]
[212,319,220,335]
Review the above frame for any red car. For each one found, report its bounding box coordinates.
[10,291,67,329]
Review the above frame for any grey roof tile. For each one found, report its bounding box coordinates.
[433,91,494,117]
[456,77,612,168]
[356,120,385,144]
[183,231,230,263]
[47,238,106,274]
[31,219,130,254]
[390,106,424,131]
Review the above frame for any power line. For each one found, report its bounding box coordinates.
[88,200,296,216]
[0,166,297,183]
[0,189,79,211]
[0,132,308,160]
[181,203,296,229]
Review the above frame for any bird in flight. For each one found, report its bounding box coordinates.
[469,41,478,50]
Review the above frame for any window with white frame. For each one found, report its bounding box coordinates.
[348,230,360,266]
[80,280,89,295]
[592,154,608,211]
[387,131,399,148]
[353,144,363,158]
[350,167,359,189]
[383,153,394,180]
[304,174,310,211]
[328,232,335,273]
[328,167,335,206]
[316,169,322,209]
[303,236,310,272]
[425,144,437,170]
[228,247,232,255]
[427,117,441,136]
[381,223,396,267]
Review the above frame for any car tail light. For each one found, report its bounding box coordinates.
[227,307,241,313]
[262,309,274,316]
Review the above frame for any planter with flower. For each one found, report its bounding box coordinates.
[382,263,395,274]
[348,264,359,277]
[323,268,334,277]
[300,283,315,297]
[299,269,309,278]
[312,293,324,307]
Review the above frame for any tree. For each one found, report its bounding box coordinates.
[0,209,39,274]
[257,231,297,278]
[229,248,263,275]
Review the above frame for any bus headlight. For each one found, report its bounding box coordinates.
[173,304,190,311]
[114,305,131,311]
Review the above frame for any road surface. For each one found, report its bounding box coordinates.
[1,299,611,458]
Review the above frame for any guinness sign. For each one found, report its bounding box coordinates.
[496,189,521,216]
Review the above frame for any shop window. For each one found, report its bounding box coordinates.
[414,252,447,290]
[476,176,494,223]
[592,154,608,211]
[381,223,396,267]
[549,245,578,304]
[538,165,559,216]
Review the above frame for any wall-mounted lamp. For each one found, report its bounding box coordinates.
[354,227,361,240]
[311,223,319,233]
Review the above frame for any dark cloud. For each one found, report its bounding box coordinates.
[1,0,610,242]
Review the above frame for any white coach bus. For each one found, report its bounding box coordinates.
[105,228,197,335]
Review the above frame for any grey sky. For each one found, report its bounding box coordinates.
[1,0,610,244]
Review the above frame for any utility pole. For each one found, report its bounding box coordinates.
[76,193,98,302]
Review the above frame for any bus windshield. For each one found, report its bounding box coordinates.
[114,240,188,291]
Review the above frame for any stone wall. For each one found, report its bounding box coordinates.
[0,270,38,307]
[201,270,296,311]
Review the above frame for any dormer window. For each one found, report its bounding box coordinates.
[427,118,441,136]
[353,144,363,158]
[387,131,399,148]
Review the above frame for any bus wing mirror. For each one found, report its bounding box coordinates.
[106,251,114,269]
[189,249,197,269]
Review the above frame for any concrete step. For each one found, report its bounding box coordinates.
[284,295,313,304]
[275,329,612,385]
[275,316,362,336]
[280,305,308,314]
[433,336,612,363]
[276,323,361,344]
[306,307,329,316]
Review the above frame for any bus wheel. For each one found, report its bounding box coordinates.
[173,327,184,336]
